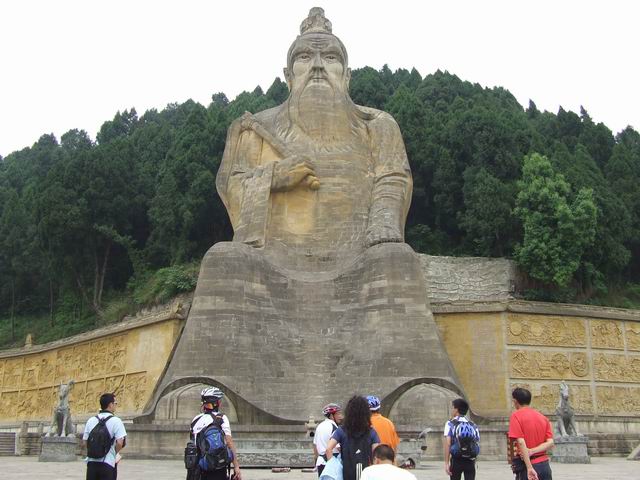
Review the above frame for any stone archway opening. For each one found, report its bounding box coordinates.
[154,382,238,424]
[387,382,460,430]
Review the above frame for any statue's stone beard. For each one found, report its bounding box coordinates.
[284,81,363,146]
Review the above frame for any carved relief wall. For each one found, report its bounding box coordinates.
[435,307,640,418]
[593,353,640,382]
[595,386,640,415]
[507,315,587,347]
[3,300,638,422]
[510,382,594,415]
[505,312,640,417]
[625,324,640,351]
[0,316,182,422]
[590,320,624,349]
[509,351,590,380]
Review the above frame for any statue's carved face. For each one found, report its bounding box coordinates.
[286,34,348,95]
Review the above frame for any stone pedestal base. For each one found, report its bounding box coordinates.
[39,436,78,462]
[552,436,590,463]
[150,242,463,425]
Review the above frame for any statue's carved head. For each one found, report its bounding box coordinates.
[284,8,351,96]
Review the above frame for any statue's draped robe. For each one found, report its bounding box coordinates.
[149,104,462,423]
[215,105,412,271]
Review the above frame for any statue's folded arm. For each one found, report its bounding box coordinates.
[366,112,414,246]
[216,118,274,247]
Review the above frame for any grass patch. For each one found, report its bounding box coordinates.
[0,311,95,349]
[131,262,199,306]
[587,283,640,310]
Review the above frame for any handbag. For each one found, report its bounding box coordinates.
[320,455,343,480]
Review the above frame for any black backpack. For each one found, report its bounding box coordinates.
[86,415,114,458]
[341,430,373,480]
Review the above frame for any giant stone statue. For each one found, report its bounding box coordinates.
[147,8,462,424]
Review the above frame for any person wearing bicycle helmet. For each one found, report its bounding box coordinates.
[313,403,343,476]
[326,396,380,480]
[190,386,241,480]
[443,398,479,480]
[367,395,400,454]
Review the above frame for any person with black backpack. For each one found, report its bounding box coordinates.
[82,393,127,480]
[325,395,380,480]
[443,398,480,480]
[188,386,241,480]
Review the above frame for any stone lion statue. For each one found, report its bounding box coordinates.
[555,381,582,437]
[46,381,75,437]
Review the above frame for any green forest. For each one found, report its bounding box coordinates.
[1,66,639,348]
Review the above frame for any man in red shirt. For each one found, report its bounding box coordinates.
[508,388,554,480]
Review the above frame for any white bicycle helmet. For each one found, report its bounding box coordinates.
[201,386,224,403]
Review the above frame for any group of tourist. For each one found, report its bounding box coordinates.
[312,394,477,480]
[313,395,409,480]
[439,387,555,480]
[79,386,553,480]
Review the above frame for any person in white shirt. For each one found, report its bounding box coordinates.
[361,444,417,480]
[443,398,479,480]
[190,387,241,480]
[313,403,343,477]
[82,393,127,480]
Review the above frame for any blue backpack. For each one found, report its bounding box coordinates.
[195,413,232,471]
[450,419,480,460]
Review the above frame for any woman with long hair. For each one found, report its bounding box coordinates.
[326,395,380,480]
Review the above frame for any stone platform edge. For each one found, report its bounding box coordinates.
[431,299,640,322]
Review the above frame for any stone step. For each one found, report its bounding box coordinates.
[234,438,422,453]
[0,432,15,455]
[232,438,422,467]
[234,439,319,451]
[233,451,315,468]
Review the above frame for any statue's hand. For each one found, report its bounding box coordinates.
[271,155,319,192]
[366,225,403,247]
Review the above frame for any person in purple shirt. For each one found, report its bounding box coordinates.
[326,395,380,480]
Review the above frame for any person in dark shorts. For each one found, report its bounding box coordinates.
[190,387,241,480]
[82,393,126,480]
[508,387,554,480]
[443,398,479,480]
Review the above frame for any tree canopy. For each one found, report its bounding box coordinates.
[1,68,639,345]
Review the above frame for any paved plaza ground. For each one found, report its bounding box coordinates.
[1,457,638,480]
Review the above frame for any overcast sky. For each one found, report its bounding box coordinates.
[1,0,638,157]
